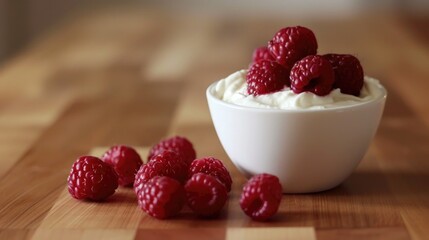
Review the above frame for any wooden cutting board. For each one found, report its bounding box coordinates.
[0,4,428,240]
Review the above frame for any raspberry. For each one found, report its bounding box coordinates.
[136,176,185,219]
[323,54,364,96]
[290,55,335,96]
[148,136,196,166]
[102,145,143,187]
[268,26,318,71]
[188,157,232,192]
[252,46,274,63]
[67,156,118,201]
[134,150,188,190]
[246,60,288,96]
[184,173,227,217]
[240,174,282,221]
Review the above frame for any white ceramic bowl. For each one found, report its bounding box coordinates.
[206,81,386,193]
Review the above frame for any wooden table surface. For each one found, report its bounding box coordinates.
[0,5,429,240]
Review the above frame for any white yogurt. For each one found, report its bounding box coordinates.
[214,69,385,110]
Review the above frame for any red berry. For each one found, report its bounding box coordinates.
[136,176,185,219]
[102,145,143,187]
[134,150,188,189]
[185,173,227,217]
[240,174,282,221]
[188,157,232,192]
[246,60,288,96]
[252,46,274,63]
[323,54,364,96]
[67,156,118,201]
[148,136,196,166]
[268,26,318,71]
[290,55,335,96]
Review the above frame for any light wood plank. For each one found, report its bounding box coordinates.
[31,229,135,240]
[36,188,141,229]
[226,227,316,240]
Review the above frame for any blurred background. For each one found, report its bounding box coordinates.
[0,0,428,64]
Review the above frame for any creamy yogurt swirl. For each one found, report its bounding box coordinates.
[214,70,385,110]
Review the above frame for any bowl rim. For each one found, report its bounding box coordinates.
[206,79,387,113]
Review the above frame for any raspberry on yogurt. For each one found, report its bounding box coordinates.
[290,55,335,96]
[246,60,289,96]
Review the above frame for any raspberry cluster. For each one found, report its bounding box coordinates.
[134,144,232,218]
[133,137,231,218]
[67,136,283,221]
[247,26,364,97]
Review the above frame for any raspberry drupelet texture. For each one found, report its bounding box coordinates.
[246,60,289,96]
[68,156,118,201]
[148,136,196,166]
[185,173,228,217]
[188,157,232,192]
[102,145,143,187]
[252,46,275,63]
[240,173,282,221]
[323,54,364,96]
[136,176,185,219]
[290,55,335,96]
[134,150,188,191]
[268,26,318,71]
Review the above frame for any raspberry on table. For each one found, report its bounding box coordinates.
[252,46,275,63]
[290,55,335,96]
[102,145,143,187]
[136,176,185,219]
[148,136,196,166]
[268,26,318,71]
[184,173,228,217]
[246,60,289,96]
[134,150,188,193]
[240,173,282,221]
[67,156,118,201]
[323,54,364,96]
[188,157,232,192]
